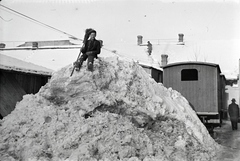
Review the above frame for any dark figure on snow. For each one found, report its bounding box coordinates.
[75,28,101,71]
[228,98,239,130]
[147,41,152,55]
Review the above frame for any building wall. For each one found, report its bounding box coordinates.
[220,75,227,110]
[151,68,163,83]
[163,64,219,113]
[0,71,26,117]
[0,70,50,118]
[14,72,49,94]
[142,67,163,83]
[226,85,239,105]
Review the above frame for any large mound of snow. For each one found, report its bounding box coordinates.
[0,57,219,161]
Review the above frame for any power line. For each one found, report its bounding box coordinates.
[0,15,12,22]
[0,5,122,57]
[0,4,162,64]
[0,4,82,41]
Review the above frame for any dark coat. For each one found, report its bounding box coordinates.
[228,103,239,119]
[81,39,101,58]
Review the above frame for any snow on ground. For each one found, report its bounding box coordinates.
[0,56,219,161]
[214,121,240,161]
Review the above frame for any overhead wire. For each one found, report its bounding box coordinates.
[0,4,82,41]
[0,4,127,60]
[0,4,164,64]
[0,4,121,56]
[0,15,12,22]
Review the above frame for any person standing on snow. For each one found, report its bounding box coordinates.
[228,98,239,130]
[147,41,152,55]
[75,28,101,71]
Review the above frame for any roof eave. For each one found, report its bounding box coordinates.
[0,65,52,76]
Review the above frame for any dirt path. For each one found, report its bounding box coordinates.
[213,120,240,161]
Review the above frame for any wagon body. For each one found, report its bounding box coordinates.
[163,61,225,126]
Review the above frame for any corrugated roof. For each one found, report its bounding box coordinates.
[0,54,53,76]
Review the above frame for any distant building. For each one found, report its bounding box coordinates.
[225,76,239,106]
[0,40,80,71]
[0,54,53,119]
[140,63,163,83]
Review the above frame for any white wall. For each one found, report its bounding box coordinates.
[226,85,239,106]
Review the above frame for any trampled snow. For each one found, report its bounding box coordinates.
[0,56,219,161]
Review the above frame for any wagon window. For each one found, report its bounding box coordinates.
[181,69,198,81]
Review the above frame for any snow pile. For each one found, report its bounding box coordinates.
[0,57,219,161]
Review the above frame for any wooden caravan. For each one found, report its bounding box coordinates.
[163,61,225,127]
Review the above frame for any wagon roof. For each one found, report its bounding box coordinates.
[162,61,221,73]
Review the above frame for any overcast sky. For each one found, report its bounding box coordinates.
[0,0,240,76]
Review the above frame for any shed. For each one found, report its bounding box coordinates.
[163,61,224,123]
[0,54,53,118]
[140,63,163,83]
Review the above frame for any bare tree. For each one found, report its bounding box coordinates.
[203,54,208,62]
[193,44,201,61]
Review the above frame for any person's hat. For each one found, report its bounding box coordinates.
[231,98,236,102]
[83,28,97,43]
[87,29,96,35]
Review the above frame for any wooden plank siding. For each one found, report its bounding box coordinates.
[14,72,49,94]
[219,75,227,120]
[151,68,163,83]
[141,66,163,83]
[163,63,220,113]
[0,70,50,117]
[0,71,26,117]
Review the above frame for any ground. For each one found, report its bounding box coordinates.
[214,120,240,161]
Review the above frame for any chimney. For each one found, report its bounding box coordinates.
[32,42,38,49]
[178,33,184,42]
[161,54,168,66]
[137,35,143,45]
[177,33,185,45]
[0,43,6,48]
[147,41,152,55]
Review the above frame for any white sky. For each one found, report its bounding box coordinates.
[0,0,240,76]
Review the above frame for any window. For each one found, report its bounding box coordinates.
[181,69,198,81]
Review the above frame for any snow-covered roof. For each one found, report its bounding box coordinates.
[17,40,77,47]
[224,73,239,80]
[101,40,194,71]
[0,48,81,71]
[1,38,228,74]
[0,54,53,76]
[0,41,191,72]
[102,43,163,71]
